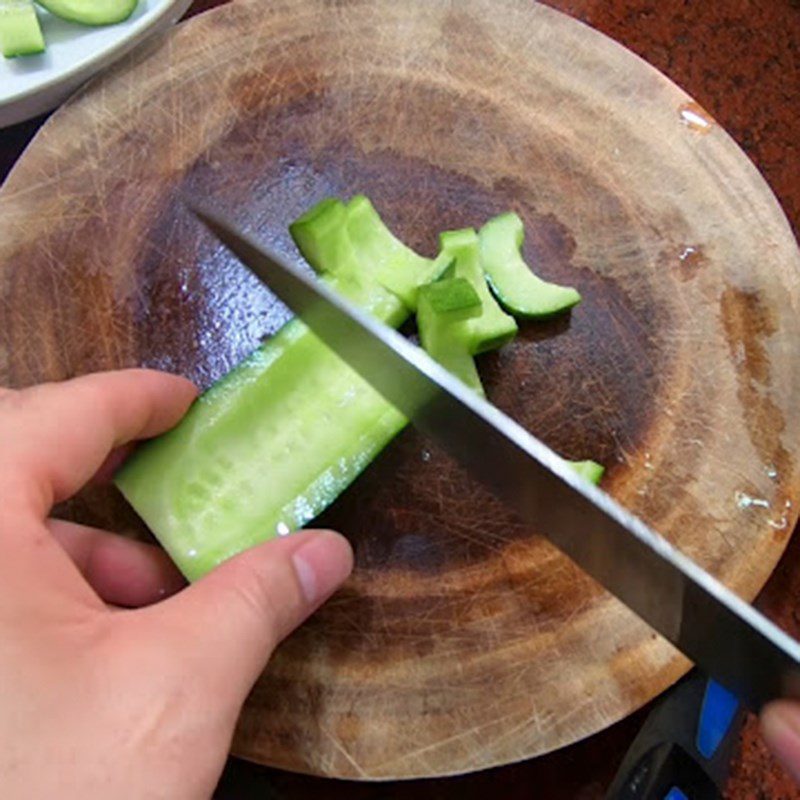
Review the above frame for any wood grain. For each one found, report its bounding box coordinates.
[1,0,799,781]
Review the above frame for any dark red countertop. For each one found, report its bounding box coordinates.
[2,1,799,797]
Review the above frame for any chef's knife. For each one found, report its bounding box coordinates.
[190,202,800,711]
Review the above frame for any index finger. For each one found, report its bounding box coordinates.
[0,369,197,514]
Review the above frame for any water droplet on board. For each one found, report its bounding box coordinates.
[674,244,708,281]
[421,449,431,463]
[734,491,770,510]
[679,101,715,133]
[766,465,778,480]
[768,516,788,531]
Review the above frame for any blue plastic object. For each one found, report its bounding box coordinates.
[696,680,740,760]
[664,788,689,800]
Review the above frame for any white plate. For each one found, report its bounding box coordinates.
[0,0,192,128]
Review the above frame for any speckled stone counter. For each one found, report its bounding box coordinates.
[2,1,798,797]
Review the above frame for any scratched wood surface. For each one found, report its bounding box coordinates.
[1,0,799,781]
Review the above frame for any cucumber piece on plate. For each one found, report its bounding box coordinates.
[0,0,44,57]
[35,0,137,25]
[479,212,581,319]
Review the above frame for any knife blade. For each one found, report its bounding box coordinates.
[189,201,800,710]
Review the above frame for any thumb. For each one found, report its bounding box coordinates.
[149,529,353,704]
[761,701,800,783]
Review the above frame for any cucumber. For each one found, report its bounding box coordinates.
[118,197,602,580]
[116,271,409,581]
[343,196,446,309]
[0,0,44,57]
[569,459,605,485]
[34,0,137,25]
[417,277,484,394]
[439,228,518,354]
[288,198,348,275]
[291,195,452,309]
[479,212,581,319]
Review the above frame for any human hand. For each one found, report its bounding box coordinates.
[0,370,353,799]
[762,702,800,784]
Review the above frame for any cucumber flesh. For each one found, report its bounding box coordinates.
[0,1,44,57]
[439,228,518,354]
[479,212,581,319]
[35,0,137,25]
[569,459,605,485]
[115,272,408,581]
[417,278,484,394]
[344,196,445,309]
[290,195,452,309]
[288,197,348,275]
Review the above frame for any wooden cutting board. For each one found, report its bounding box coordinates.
[1,0,799,780]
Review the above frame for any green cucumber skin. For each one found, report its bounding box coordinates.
[479,212,581,319]
[35,0,137,25]
[116,274,407,581]
[439,228,518,354]
[0,1,44,57]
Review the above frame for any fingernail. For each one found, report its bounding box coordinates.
[292,531,353,605]
[762,702,800,783]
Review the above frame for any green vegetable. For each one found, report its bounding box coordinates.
[288,198,348,275]
[479,212,581,318]
[345,196,452,309]
[569,459,605,485]
[439,228,518,353]
[116,270,409,581]
[417,277,484,394]
[35,0,137,25]
[291,195,448,309]
[0,0,44,57]
[117,200,444,581]
[118,195,603,580]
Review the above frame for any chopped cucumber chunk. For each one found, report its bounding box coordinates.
[0,0,44,57]
[418,277,484,394]
[479,212,581,319]
[439,228,518,354]
[569,459,605,485]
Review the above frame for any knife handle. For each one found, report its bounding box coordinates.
[605,671,744,800]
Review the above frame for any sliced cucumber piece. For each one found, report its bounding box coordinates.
[479,212,581,319]
[288,197,348,274]
[417,277,484,394]
[439,227,517,354]
[291,195,451,308]
[0,0,44,57]
[344,195,445,309]
[569,459,605,485]
[35,0,137,25]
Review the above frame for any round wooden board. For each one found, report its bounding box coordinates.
[1,0,799,781]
